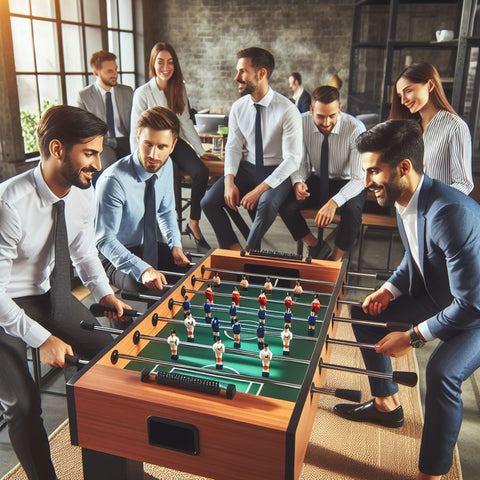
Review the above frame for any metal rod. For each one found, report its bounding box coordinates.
[327,337,376,350]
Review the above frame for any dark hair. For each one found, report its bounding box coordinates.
[89,50,117,70]
[311,85,340,105]
[136,106,180,140]
[356,119,424,174]
[37,105,107,159]
[289,71,302,84]
[389,62,457,125]
[148,42,185,115]
[237,47,275,79]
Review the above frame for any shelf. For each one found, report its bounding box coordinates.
[388,40,459,48]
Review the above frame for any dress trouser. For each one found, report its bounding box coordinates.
[0,293,112,480]
[351,296,480,475]
[201,162,292,250]
[278,176,366,251]
[170,137,209,221]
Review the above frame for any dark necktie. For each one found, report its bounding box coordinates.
[50,200,71,322]
[105,91,115,138]
[142,174,158,268]
[319,133,329,206]
[254,103,264,184]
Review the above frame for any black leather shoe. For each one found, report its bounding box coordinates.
[334,399,404,428]
[185,224,211,250]
[308,240,331,260]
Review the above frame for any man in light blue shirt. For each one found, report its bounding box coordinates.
[95,106,190,294]
[201,47,302,250]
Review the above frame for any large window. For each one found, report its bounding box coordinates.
[8,0,135,154]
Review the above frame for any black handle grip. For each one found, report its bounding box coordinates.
[392,370,418,387]
[375,272,392,281]
[89,303,141,317]
[80,320,95,330]
[121,290,162,302]
[334,388,362,402]
[65,354,88,367]
[386,322,412,332]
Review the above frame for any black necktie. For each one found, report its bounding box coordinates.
[50,200,71,322]
[105,91,115,138]
[319,134,329,206]
[254,103,264,184]
[142,174,158,268]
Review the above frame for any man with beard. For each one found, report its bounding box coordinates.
[201,47,302,251]
[279,85,366,260]
[95,106,190,301]
[333,120,480,480]
[0,105,130,480]
[76,50,133,172]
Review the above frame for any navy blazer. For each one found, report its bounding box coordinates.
[389,175,480,340]
[296,90,311,113]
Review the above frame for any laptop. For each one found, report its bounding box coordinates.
[194,113,227,135]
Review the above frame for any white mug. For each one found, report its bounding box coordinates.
[436,30,454,42]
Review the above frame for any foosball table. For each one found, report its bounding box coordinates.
[67,249,415,480]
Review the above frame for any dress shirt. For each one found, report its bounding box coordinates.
[291,111,365,207]
[130,77,204,155]
[95,83,126,138]
[423,109,473,194]
[95,152,181,282]
[225,87,302,189]
[383,175,434,341]
[292,86,305,104]
[0,166,113,348]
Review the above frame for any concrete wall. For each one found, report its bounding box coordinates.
[141,0,354,114]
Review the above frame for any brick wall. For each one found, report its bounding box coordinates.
[142,0,354,114]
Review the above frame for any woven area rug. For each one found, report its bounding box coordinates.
[2,310,462,480]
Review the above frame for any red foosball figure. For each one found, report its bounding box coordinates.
[258,289,267,307]
[231,286,240,306]
[284,292,293,312]
[205,283,214,303]
[311,294,321,315]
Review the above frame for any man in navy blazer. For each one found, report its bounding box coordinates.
[334,120,480,480]
[288,71,311,113]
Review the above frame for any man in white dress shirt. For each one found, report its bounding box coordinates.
[201,47,302,251]
[0,105,129,479]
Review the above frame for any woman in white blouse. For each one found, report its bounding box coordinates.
[389,62,473,194]
[131,42,219,249]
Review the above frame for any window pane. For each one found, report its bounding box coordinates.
[108,30,119,56]
[83,0,101,25]
[38,75,61,108]
[9,0,30,15]
[85,26,103,61]
[60,0,81,22]
[62,24,84,72]
[65,74,85,105]
[106,0,118,28]
[10,17,35,71]
[118,0,132,30]
[16,75,38,114]
[120,73,135,89]
[33,20,59,72]
[120,32,134,70]
[31,0,56,18]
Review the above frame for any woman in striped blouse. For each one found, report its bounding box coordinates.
[389,62,473,194]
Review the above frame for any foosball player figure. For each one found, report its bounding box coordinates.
[311,294,321,315]
[231,286,240,306]
[167,330,180,360]
[211,316,221,342]
[258,305,266,324]
[308,309,317,337]
[257,322,265,350]
[212,272,221,287]
[232,319,241,348]
[229,302,238,325]
[205,283,214,304]
[240,274,249,291]
[281,325,292,356]
[293,280,303,297]
[264,276,273,294]
[182,296,191,317]
[212,338,225,370]
[259,344,273,377]
[184,313,196,342]
[284,292,293,312]
[258,289,267,308]
[284,310,293,328]
[204,299,212,324]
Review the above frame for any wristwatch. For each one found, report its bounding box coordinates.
[409,326,426,348]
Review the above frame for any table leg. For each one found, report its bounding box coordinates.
[82,448,144,480]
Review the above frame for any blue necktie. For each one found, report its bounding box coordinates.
[50,200,71,322]
[319,134,329,206]
[142,174,158,268]
[105,91,115,138]
[254,103,264,184]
